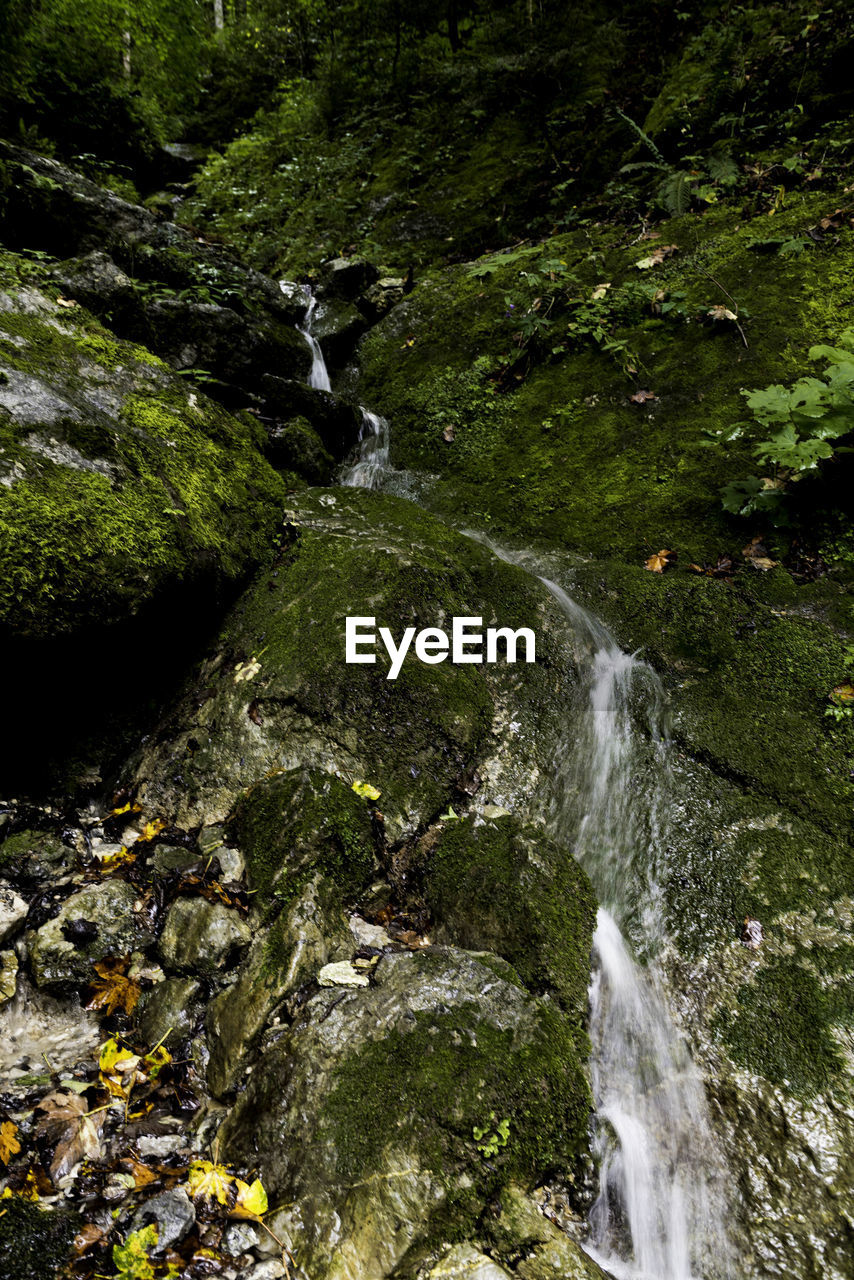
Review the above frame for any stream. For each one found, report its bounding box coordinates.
[294,294,738,1279]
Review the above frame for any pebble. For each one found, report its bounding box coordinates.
[317,960,370,988]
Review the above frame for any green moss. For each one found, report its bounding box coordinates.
[0,1198,78,1280]
[230,767,376,903]
[321,959,591,1222]
[425,815,596,1027]
[719,957,847,1096]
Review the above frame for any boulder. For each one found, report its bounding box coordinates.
[317,255,378,301]
[222,948,592,1280]
[265,416,335,484]
[259,375,363,456]
[158,897,251,975]
[0,268,288,639]
[311,297,367,368]
[27,879,155,988]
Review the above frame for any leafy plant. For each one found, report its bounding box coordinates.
[825,644,854,722]
[473,1113,510,1158]
[113,1225,158,1280]
[721,329,854,518]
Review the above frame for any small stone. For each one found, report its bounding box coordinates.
[222,1222,260,1257]
[132,1187,196,1250]
[0,886,28,944]
[246,1261,287,1280]
[0,950,18,1003]
[741,917,763,950]
[317,960,370,988]
[135,1134,185,1159]
[348,915,393,950]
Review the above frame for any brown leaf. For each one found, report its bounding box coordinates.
[629,389,657,404]
[35,1091,104,1179]
[830,683,854,705]
[635,244,679,270]
[644,549,674,574]
[86,957,142,1016]
[0,1120,21,1165]
[442,424,456,442]
[742,536,779,571]
[688,554,735,580]
[707,304,738,322]
[55,296,78,308]
[247,698,263,726]
[73,1223,108,1256]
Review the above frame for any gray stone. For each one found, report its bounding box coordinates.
[132,1187,196,1251]
[222,1222,260,1257]
[318,255,378,300]
[246,1262,286,1280]
[159,897,250,974]
[0,886,28,944]
[27,879,154,988]
[136,977,201,1046]
[427,1246,512,1280]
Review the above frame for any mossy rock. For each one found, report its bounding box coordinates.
[0,260,291,638]
[223,948,593,1280]
[423,814,596,1025]
[130,487,577,839]
[0,1196,78,1280]
[266,415,335,484]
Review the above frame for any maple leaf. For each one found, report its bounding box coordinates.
[742,536,779,571]
[231,1176,268,1219]
[99,1037,141,1100]
[98,845,137,872]
[644,549,674,573]
[87,958,142,1016]
[110,802,142,817]
[35,1091,104,1179]
[74,1223,108,1256]
[635,244,678,269]
[0,1120,21,1165]
[187,1158,235,1206]
[629,389,657,404]
[137,818,166,843]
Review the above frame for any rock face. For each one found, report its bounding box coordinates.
[0,266,289,639]
[129,486,580,839]
[223,948,592,1280]
[27,880,154,988]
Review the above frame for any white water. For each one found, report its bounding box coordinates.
[310,312,736,1279]
[297,289,332,392]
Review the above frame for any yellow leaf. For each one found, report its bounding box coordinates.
[644,549,673,573]
[187,1159,234,1206]
[0,1120,21,1165]
[137,818,166,843]
[351,781,381,800]
[232,1176,268,1218]
[99,1038,141,1099]
[109,802,141,816]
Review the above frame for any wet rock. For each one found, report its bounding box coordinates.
[222,1222,260,1257]
[129,488,575,840]
[144,298,310,396]
[349,914,393,950]
[265,416,335,484]
[259,375,362,457]
[363,276,407,321]
[0,829,71,884]
[485,1185,608,1279]
[27,879,154,988]
[0,270,287,640]
[151,846,202,875]
[0,950,18,1003]
[318,255,378,301]
[136,977,202,1046]
[426,1245,512,1279]
[132,1187,196,1251]
[311,297,367,367]
[52,251,146,337]
[222,948,592,1280]
[158,898,250,975]
[0,885,28,943]
[246,1262,287,1280]
[206,873,351,1097]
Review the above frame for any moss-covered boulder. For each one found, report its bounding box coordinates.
[130,487,579,839]
[223,947,593,1280]
[422,814,596,1016]
[0,263,290,638]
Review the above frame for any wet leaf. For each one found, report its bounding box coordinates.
[98,845,137,872]
[644,549,674,573]
[0,1120,21,1165]
[113,1225,158,1280]
[111,802,142,817]
[73,1222,108,1256]
[99,1037,142,1099]
[231,1176,268,1218]
[35,1091,104,1179]
[187,1158,234,1206]
[830,683,854,704]
[87,958,142,1016]
[137,818,167,843]
[351,781,381,800]
[742,536,779,571]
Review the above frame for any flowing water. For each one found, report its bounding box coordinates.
[303,296,736,1279]
[297,288,332,392]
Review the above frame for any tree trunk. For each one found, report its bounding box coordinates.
[213,0,224,31]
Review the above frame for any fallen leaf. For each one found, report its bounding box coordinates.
[74,1222,108,1256]
[137,818,166,843]
[742,536,779,571]
[98,845,137,872]
[56,295,78,308]
[707,304,738,322]
[442,424,456,442]
[629,389,657,404]
[187,1158,234,1206]
[352,781,381,801]
[644,549,674,573]
[87,957,142,1017]
[830,683,854,704]
[688,554,735,580]
[247,698,263,726]
[636,244,678,269]
[591,282,611,300]
[113,1224,158,1280]
[231,1176,268,1219]
[111,802,142,817]
[35,1091,104,1179]
[0,1120,21,1165]
[99,1037,142,1100]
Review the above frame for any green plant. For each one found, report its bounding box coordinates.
[825,644,854,722]
[721,328,854,518]
[473,1113,510,1158]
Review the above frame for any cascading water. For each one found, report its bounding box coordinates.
[296,287,332,392]
[306,318,736,1277]
[539,578,734,1280]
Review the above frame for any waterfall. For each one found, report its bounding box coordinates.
[332,371,736,1278]
[296,288,332,392]
[541,575,734,1280]
[340,409,390,489]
